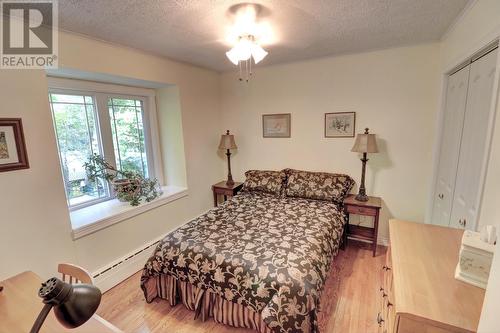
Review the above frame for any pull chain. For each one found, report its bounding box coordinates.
[237,58,255,82]
[238,60,243,81]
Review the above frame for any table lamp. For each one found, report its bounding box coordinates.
[30,277,102,333]
[351,128,379,202]
[218,130,237,186]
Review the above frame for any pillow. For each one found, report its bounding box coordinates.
[284,169,354,203]
[242,170,287,196]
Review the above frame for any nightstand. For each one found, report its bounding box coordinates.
[343,194,382,256]
[212,181,243,207]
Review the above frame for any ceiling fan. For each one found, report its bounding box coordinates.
[225,3,270,82]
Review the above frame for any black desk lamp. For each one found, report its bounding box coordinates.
[30,277,101,333]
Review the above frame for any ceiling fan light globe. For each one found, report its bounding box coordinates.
[251,44,268,64]
[235,39,252,60]
[226,48,240,65]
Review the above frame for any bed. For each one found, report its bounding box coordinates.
[141,169,354,333]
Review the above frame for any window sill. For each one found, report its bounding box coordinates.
[70,186,188,240]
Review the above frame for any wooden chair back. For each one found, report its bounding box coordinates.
[58,263,94,285]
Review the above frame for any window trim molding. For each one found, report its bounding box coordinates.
[47,77,165,210]
[47,76,156,97]
[70,186,188,239]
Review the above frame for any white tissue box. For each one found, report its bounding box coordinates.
[455,230,495,289]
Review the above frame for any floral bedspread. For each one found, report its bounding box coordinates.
[141,191,346,333]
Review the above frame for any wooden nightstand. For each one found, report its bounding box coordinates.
[212,181,243,207]
[343,194,382,256]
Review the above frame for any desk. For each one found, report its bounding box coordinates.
[0,271,122,333]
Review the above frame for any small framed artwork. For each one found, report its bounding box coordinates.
[262,113,291,138]
[325,112,356,138]
[0,118,29,172]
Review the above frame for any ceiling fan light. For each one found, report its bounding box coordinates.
[226,40,252,65]
[226,48,240,65]
[251,44,268,64]
[235,39,252,60]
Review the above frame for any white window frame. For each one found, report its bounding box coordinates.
[49,89,110,209]
[48,77,164,211]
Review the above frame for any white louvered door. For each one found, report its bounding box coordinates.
[431,66,469,226]
[449,48,498,230]
[432,46,498,230]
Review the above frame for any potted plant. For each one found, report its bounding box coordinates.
[84,154,162,206]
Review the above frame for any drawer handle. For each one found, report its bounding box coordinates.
[387,301,393,308]
[382,265,391,271]
[379,287,387,298]
[377,312,384,326]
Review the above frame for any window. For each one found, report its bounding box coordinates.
[50,93,109,207]
[48,80,158,209]
[108,98,149,178]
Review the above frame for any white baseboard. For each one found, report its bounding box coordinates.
[92,235,162,293]
[378,236,390,246]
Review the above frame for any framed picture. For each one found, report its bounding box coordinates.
[0,118,29,172]
[325,112,356,138]
[262,113,291,138]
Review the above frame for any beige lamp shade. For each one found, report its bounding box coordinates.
[219,130,237,150]
[351,128,378,153]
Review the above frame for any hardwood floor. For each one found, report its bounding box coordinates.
[98,242,386,333]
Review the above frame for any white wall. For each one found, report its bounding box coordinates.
[220,43,441,243]
[0,31,224,279]
[0,3,498,328]
[0,69,78,279]
[438,0,500,331]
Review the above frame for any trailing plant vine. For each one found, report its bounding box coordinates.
[84,154,162,206]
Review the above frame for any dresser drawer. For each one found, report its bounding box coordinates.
[383,247,393,293]
[378,286,395,333]
[384,297,396,333]
[346,204,378,216]
[378,247,395,333]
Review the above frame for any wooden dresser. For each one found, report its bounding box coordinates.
[379,220,485,333]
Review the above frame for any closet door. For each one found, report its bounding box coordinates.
[450,48,498,230]
[431,66,470,226]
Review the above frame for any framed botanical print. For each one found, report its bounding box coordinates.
[262,113,291,138]
[0,118,29,172]
[325,112,356,138]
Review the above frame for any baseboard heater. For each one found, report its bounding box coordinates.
[91,238,162,292]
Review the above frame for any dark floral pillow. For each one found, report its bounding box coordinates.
[241,170,287,196]
[284,169,355,203]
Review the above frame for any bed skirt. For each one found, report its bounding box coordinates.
[142,274,273,333]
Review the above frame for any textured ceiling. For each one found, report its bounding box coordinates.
[57,0,470,71]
